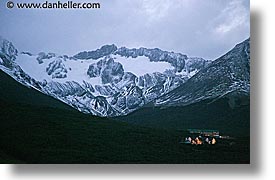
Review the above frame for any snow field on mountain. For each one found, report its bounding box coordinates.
[112,55,173,76]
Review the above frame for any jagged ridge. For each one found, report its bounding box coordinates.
[155,38,250,107]
[1,36,246,117]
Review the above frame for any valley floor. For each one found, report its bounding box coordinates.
[0,101,249,164]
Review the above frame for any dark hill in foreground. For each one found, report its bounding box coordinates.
[0,70,249,163]
[0,69,73,111]
[115,95,250,137]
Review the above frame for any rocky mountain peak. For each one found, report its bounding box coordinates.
[0,37,18,68]
[155,38,250,107]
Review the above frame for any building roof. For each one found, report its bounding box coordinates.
[187,129,219,133]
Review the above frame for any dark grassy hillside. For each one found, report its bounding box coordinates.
[0,100,249,164]
[116,97,250,137]
[0,70,249,163]
[0,70,73,110]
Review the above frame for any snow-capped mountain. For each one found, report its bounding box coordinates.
[155,38,250,107]
[0,36,211,117]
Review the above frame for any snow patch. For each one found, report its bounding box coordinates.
[112,55,173,76]
[16,53,103,86]
[61,58,101,85]
[16,54,51,82]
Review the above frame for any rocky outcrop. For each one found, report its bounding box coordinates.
[87,57,124,84]
[46,59,68,79]
[0,36,18,68]
[36,52,55,64]
[74,44,117,60]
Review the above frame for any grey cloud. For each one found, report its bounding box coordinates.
[0,0,249,59]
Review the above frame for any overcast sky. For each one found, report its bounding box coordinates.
[0,0,250,59]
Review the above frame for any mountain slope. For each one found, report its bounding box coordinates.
[116,38,250,136]
[0,69,73,110]
[115,96,250,136]
[155,38,250,107]
[0,36,210,117]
